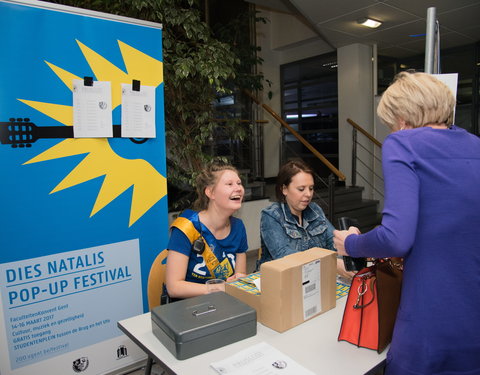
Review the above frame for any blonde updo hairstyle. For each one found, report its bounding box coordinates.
[377,71,456,130]
[193,160,239,211]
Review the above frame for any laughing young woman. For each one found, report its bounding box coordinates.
[165,161,248,299]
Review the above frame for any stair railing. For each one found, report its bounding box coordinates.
[346,118,384,201]
[245,91,346,181]
[246,90,345,220]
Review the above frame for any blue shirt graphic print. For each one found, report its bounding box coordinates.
[167,210,248,283]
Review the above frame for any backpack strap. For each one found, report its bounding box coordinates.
[171,216,233,279]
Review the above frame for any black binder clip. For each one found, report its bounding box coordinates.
[84,76,93,86]
[132,79,141,91]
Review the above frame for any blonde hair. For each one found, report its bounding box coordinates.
[377,71,455,130]
[193,161,239,211]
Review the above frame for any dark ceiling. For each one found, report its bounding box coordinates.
[247,0,480,58]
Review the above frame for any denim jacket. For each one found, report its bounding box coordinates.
[258,202,335,267]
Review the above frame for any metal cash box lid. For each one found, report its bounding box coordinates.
[151,292,256,343]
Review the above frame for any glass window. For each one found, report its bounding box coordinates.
[280,52,339,177]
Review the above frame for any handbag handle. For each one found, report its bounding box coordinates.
[375,257,403,271]
[353,277,376,309]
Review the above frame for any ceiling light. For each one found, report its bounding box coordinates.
[357,17,382,29]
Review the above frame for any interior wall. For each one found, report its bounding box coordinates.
[256,9,282,178]
[256,8,334,178]
[337,43,375,196]
[374,94,388,209]
[256,9,377,191]
[269,10,317,51]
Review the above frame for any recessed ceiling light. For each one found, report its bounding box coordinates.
[357,17,382,28]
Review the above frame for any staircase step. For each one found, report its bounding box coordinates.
[316,198,378,215]
[316,186,364,204]
[316,186,363,198]
[334,198,378,214]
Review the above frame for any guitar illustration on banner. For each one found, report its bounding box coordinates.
[0,118,147,148]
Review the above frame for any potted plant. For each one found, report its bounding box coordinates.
[46,0,268,210]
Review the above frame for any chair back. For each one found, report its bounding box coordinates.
[147,249,168,310]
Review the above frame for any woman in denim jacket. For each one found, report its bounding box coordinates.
[258,160,353,279]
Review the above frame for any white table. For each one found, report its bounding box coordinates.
[117,297,386,375]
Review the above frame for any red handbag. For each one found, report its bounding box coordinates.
[338,259,403,353]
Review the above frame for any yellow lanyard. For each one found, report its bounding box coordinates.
[171,216,233,279]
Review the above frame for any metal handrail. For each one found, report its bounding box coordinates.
[347,118,382,147]
[245,90,346,181]
[246,91,343,220]
[346,118,384,199]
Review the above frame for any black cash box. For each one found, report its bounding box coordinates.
[151,292,257,360]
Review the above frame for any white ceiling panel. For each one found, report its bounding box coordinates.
[288,0,376,24]
[437,3,480,31]
[365,20,428,44]
[317,4,422,36]
[383,0,480,17]
[460,25,480,40]
[247,0,480,58]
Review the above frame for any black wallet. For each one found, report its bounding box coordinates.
[337,217,367,272]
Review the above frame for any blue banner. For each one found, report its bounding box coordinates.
[0,1,167,373]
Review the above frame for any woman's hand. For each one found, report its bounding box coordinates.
[227,272,247,282]
[333,226,361,255]
[229,252,247,283]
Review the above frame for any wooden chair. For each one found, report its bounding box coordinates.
[254,247,262,272]
[147,249,168,310]
[145,249,168,375]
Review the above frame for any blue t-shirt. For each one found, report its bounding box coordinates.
[167,210,248,283]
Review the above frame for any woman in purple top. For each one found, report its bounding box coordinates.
[334,71,480,375]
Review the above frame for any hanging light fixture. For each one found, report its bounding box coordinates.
[357,17,382,28]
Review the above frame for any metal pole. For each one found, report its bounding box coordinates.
[424,7,436,74]
[328,174,335,221]
[434,20,441,74]
[351,130,357,187]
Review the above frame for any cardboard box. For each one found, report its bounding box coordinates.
[226,248,336,333]
[261,247,337,332]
